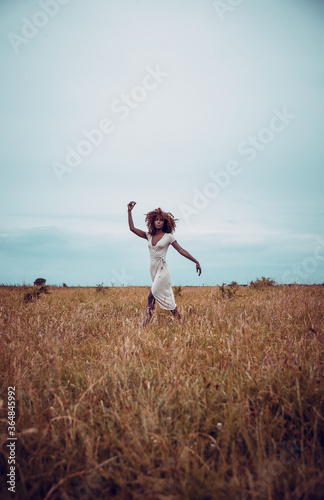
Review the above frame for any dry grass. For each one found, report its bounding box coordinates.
[1,284,324,499]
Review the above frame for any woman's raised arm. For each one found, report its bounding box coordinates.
[127,201,147,239]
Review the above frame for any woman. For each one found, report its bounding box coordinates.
[127,201,201,327]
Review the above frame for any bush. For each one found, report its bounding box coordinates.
[219,283,236,299]
[96,283,105,293]
[24,285,50,303]
[250,277,277,289]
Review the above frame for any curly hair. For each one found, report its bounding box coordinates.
[145,207,178,235]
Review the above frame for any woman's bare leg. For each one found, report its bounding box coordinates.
[143,291,155,327]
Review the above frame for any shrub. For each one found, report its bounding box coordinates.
[220,283,236,299]
[33,278,46,286]
[24,285,50,303]
[96,283,105,293]
[250,277,277,289]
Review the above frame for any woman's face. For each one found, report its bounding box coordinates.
[154,215,164,230]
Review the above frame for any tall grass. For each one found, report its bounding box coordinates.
[1,285,324,499]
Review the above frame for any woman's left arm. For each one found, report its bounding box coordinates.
[172,241,201,276]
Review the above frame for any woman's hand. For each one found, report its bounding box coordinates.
[128,201,136,211]
[196,262,202,276]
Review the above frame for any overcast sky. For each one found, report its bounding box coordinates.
[1,0,324,286]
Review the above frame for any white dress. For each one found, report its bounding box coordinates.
[145,231,177,310]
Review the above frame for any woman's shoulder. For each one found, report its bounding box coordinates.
[166,232,176,243]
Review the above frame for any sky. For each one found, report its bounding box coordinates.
[1,0,324,286]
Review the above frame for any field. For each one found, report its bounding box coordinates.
[1,284,324,499]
